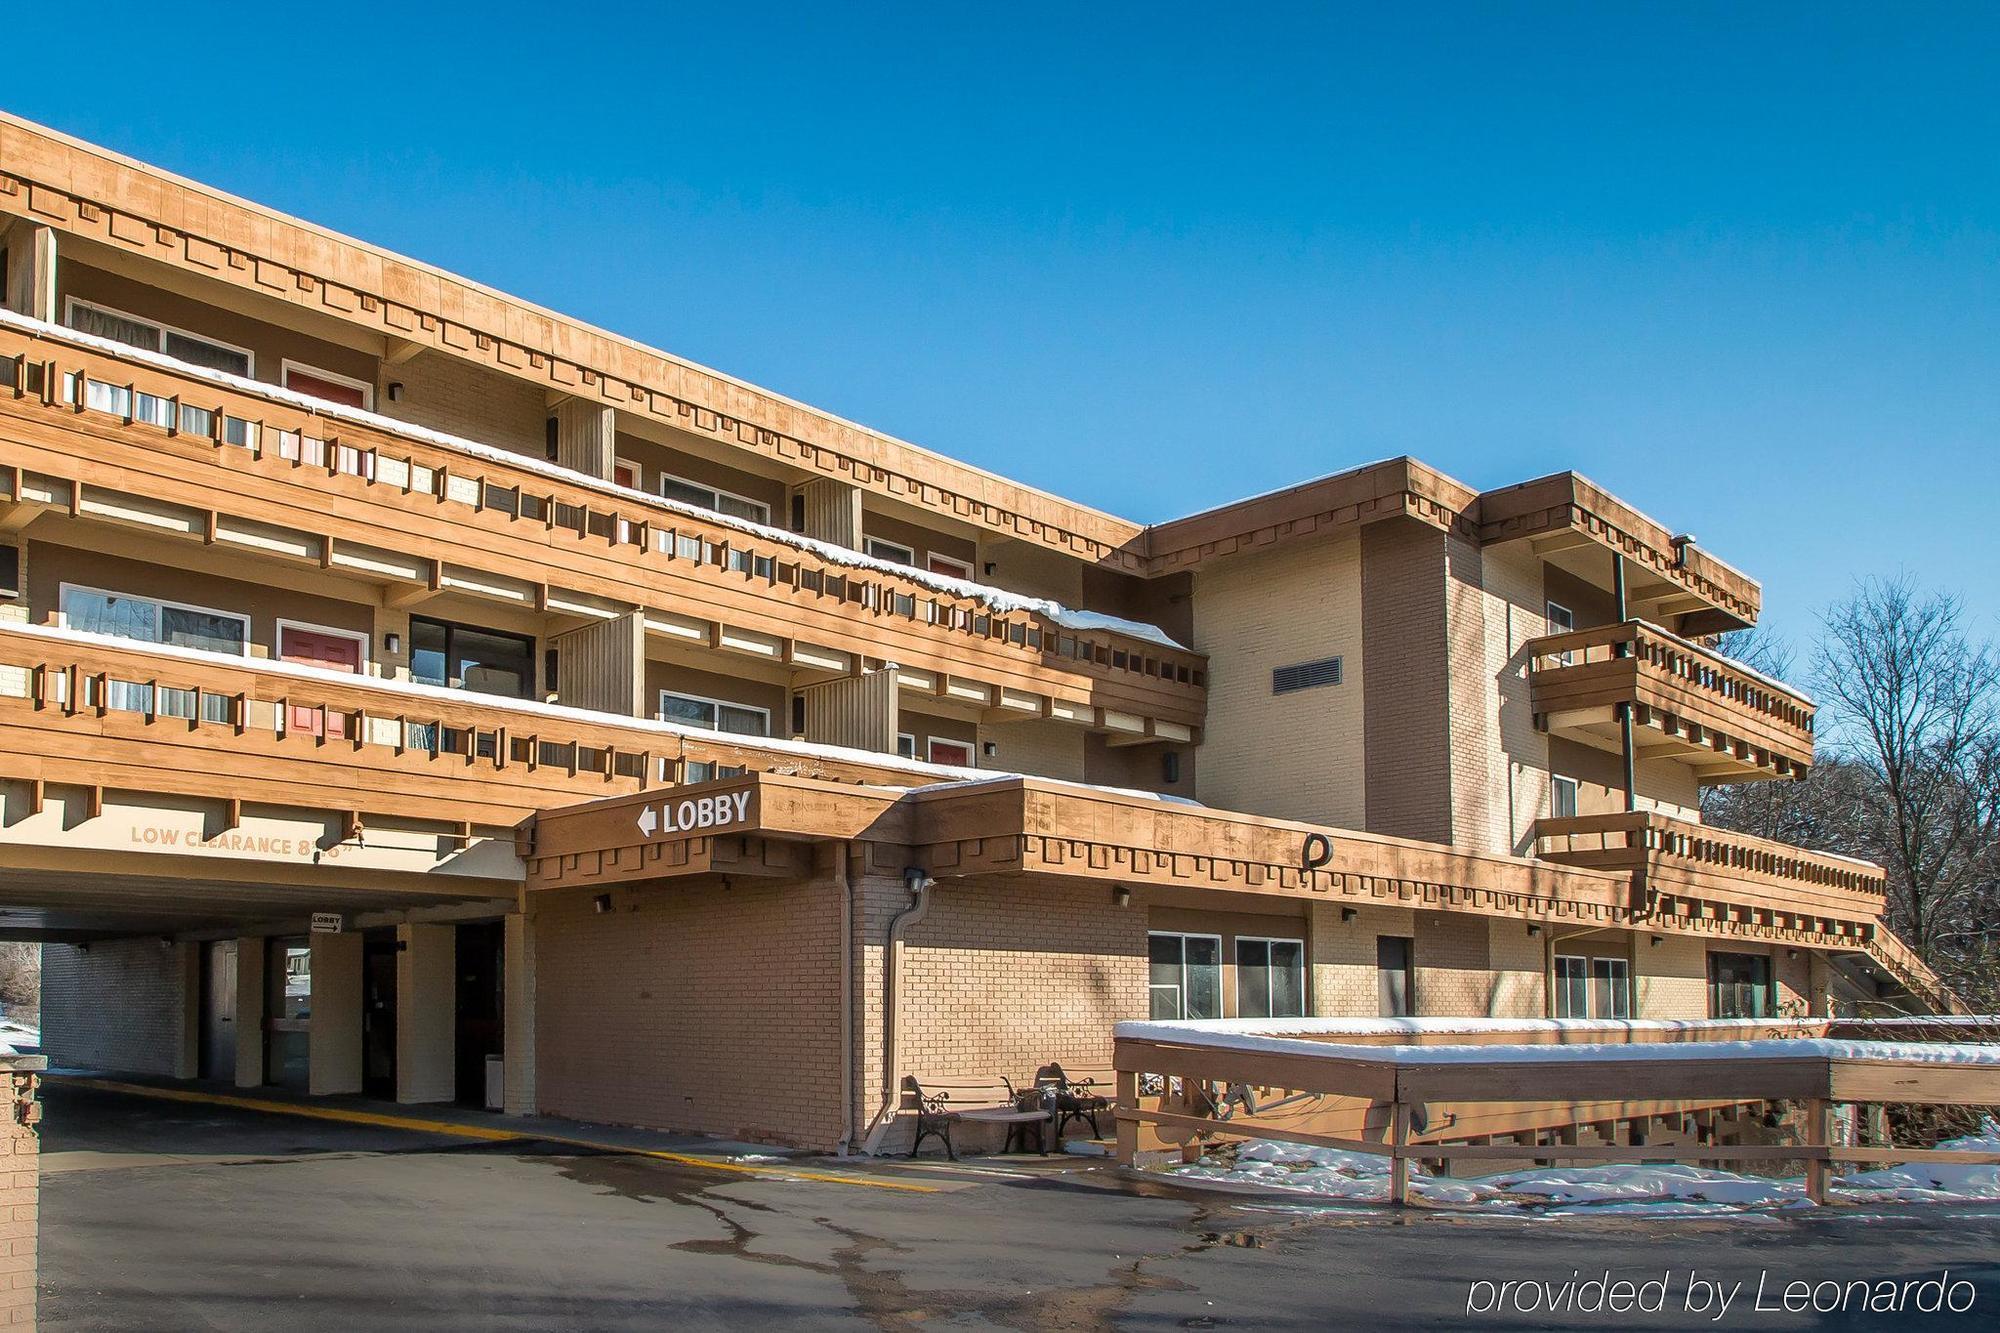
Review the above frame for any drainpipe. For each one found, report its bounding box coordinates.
[834,843,854,1156]
[858,868,934,1155]
[1612,551,1639,813]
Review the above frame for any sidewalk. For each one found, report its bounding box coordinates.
[45,1068,947,1192]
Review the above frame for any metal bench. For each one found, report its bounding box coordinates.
[1034,1063,1114,1140]
[904,1074,1050,1160]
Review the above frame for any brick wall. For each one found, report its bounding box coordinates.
[1486,917,1547,1018]
[1637,934,1708,1018]
[41,939,194,1076]
[1360,520,1453,841]
[1308,904,1415,1016]
[1192,531,1365,826]
[0,1066,40,1330]
[533,875,846,1148]
[1413,910,1494,1016]
[981,717,1086,782]
[379,350,547,459]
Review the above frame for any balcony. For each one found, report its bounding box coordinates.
[1528,621,1813,783]
[1533,811,1885,935]
[0,623,925,835]
[0,315,1205,739]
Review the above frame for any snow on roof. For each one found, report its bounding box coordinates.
[0,308,1187,652]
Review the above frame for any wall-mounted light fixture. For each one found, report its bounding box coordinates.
[1650,935,1665,948]
[981,741,998,758]
[983,562,996,577]
[1113,886,1131,909]
[384,631,402,656]
[1526,923,1542,938]
[593,894,612,914]
[1340,906,1359,924]
[1786,948,1800,961]
[387,381,405,402]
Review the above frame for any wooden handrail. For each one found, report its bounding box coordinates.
[1535,811,1885,897]
[0,325,1206,702]
[1527,620,1814,736]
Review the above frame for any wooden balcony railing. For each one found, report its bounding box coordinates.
[0,624,931,832]
[0,317,1205,730]
[1527,620,1814,781]
[1534,811,1884,925]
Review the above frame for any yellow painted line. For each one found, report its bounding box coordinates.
[58,1076,936,1193]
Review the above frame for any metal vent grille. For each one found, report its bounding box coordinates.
[1272,656,1342,694]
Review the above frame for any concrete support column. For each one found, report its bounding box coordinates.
[173,942,199,1079]
[234,938,265,1089]
[550,400,617,480]
[503,910,537,1115]
[308,933,363,1096]
[396,924,457,1104]
[2,222,56,322]
[800,477,862,549]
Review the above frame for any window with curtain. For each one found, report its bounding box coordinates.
[65,299,252,377]
[60,587,245,720]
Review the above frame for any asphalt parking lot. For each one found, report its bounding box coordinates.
[36,1080,2000,1330]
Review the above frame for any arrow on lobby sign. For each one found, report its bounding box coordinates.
[636,804,657,837]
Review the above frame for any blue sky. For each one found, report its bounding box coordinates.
[9,3,1996,647]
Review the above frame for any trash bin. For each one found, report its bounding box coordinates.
[484,1054,503,1111]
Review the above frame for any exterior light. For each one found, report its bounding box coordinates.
[1526,923,1541,938]
[1650,935,1665,948]
[981,741,998,758]
[593,894,612,914]
[1113,886,1131,909]
[1340,907,1358,924]
[387,381,404,402]
[384,631,402,655]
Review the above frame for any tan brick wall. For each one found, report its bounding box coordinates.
[41,939,193,1075]
[396,924,456,1104]
[379,349,547,459]
[533,876,845,1147]
[1191,531,1365,827]
[1413,910,1494,1016]
[1308,903,1415,1016]
[1636,934,1709,1019]
[1444,533,1509,852]
[1486,917,1548,1018]
[978,716,1085,782]
[1360,520,1453,841]
[0,1069,40,1330]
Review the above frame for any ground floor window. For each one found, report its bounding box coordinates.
[1148,932,1222,1020]
[1708,951,1774,1018]
[1235,937,1306,1018]
[1555,955,1631,1019]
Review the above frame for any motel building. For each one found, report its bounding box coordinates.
[0,112,1958,1153]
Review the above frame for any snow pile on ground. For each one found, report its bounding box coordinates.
[1163,1118,2000,1215]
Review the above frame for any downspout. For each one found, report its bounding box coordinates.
[1612,551,1639,814]
[858,868,934,1155]
[834,843,854,1155]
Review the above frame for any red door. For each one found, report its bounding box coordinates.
[284,367,370,410]
[281,627,363,738]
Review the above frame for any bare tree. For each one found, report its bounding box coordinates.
[0,942,38,1030]
[1810,577,2000,964]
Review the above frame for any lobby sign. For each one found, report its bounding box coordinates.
[633,786,757,840]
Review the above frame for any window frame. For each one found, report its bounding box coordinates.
[59,582,251,656]
[895,732,917,759]
[1545,599,1576,666]
[1549,774,1579,820]
[657,689,771,738]
[65,297,256,378]
[408,615,537,699]
[1234,935,1308,1019]
[279,359,375,411]
[1707,950,1775,1019]
[658,472,771,526]
[1148,931,1224,1021]
[864,536,917,567]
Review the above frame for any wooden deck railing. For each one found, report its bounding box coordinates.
[0,319,1204,728]
[1527,620,1814,778]
[1534,811,1885,923]
[0,624,926,832]
[1113,1019,2000,1205]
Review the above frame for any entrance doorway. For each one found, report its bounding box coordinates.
[454,922,504,1107]
[362,931,398,1098]
[198,940,237,1082]
[265,937,311,1091]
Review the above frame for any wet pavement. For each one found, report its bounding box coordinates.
[37,1081,2000,1329]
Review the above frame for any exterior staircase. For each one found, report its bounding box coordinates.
[1863,928,1971,1016]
